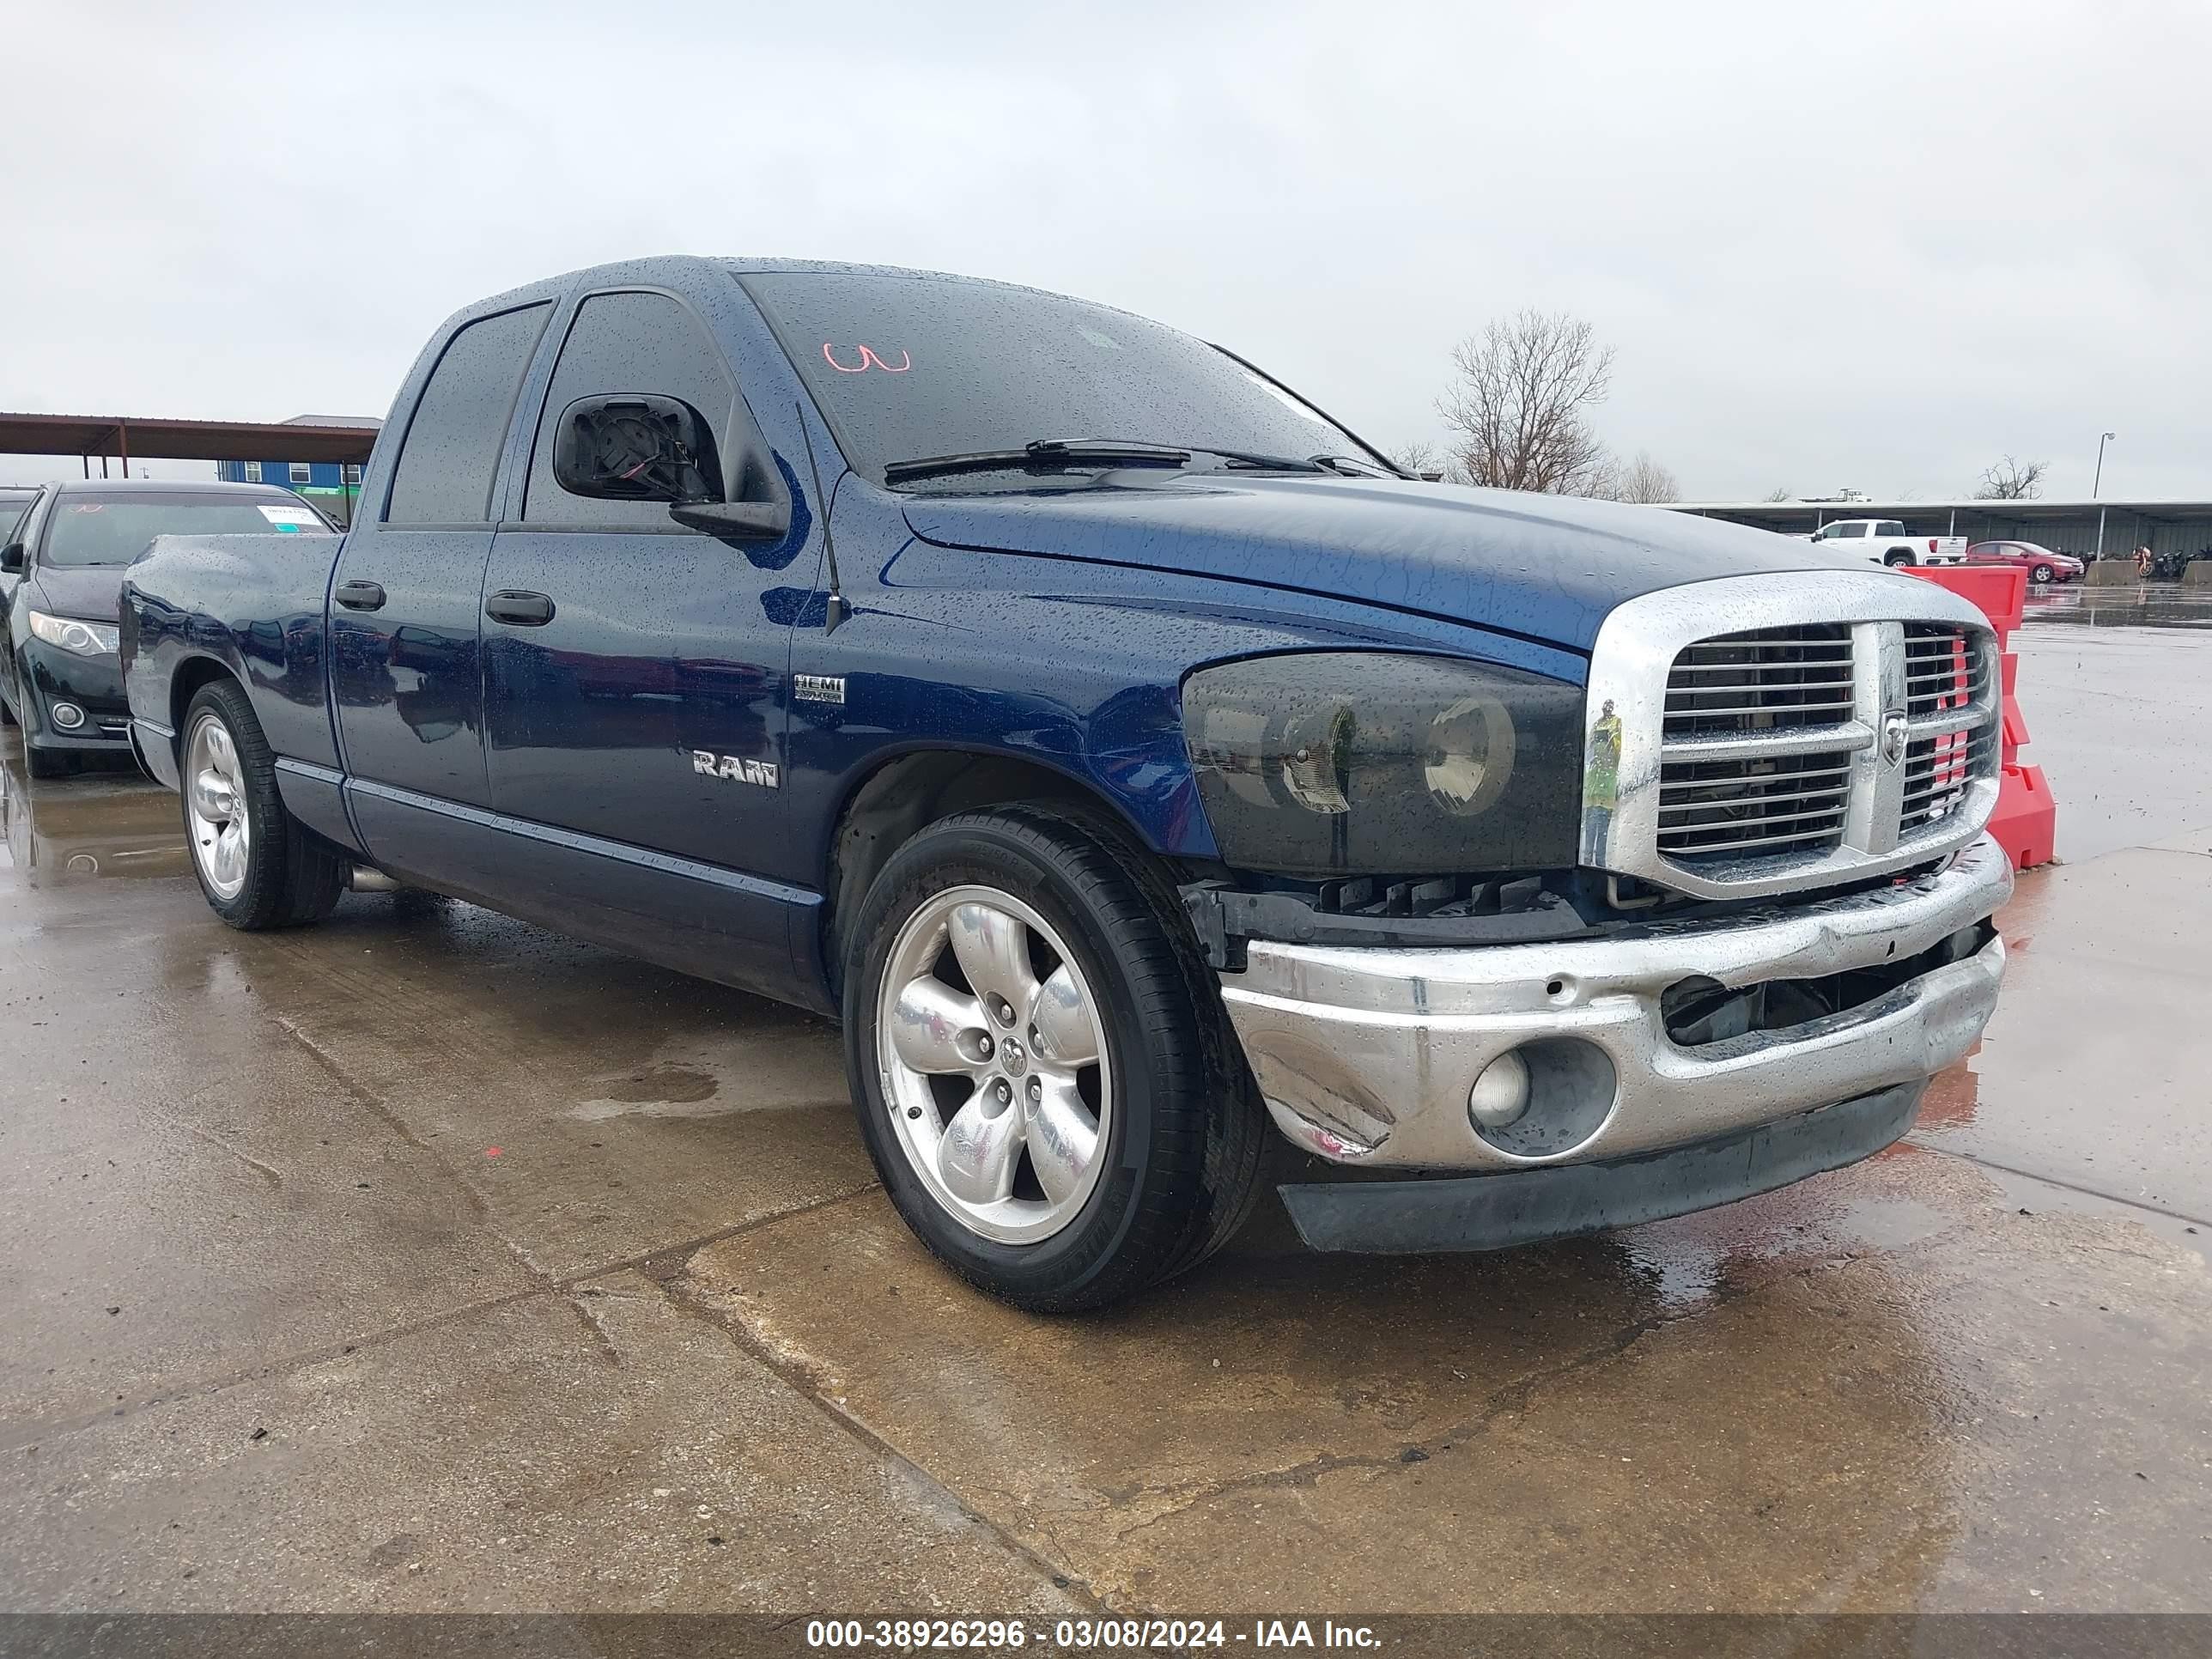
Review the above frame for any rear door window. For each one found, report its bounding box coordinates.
[386,302,550,525]
[522,290,739,526]
[1875,521,1905,538]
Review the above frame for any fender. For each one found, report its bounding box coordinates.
[122,532,363,855]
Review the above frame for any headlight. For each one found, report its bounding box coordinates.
[28,611,119,657]
[1182,653,1584,877]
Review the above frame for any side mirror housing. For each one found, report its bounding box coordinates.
[0,542,24,575]
[552,393,720,504]
[669,500,790,538]
[550,393,790,544]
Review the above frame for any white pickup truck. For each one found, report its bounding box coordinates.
[1804,519,1967,568]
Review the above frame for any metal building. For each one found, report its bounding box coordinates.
[1662,498,2212,562]
[213,415,383,524]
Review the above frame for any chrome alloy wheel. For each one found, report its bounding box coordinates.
[184,712,251,901]
[876,885,1113,1245]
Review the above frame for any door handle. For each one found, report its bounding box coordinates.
[484,590,556,627]
[334,580,386,611]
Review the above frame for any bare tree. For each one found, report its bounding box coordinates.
[1764,487,1795,502]
[1389,439,1446,479]
[1609,450,1681,504]
[1437,309,1617,494]
[1972,454,2048,500]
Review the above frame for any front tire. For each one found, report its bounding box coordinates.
[2031,563,2054,585]
[179,680,346,930]
[842,804,1267,1313]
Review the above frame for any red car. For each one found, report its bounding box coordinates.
[1965,540,2084,585]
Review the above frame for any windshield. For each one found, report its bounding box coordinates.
[40,494,325,568]
[739,270,1383,488]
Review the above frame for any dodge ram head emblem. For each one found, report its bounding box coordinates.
[1880,712,1909,766]
[692,751,780,787]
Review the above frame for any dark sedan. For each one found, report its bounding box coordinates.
[1,478,328,777]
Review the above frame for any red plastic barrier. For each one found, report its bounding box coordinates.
[1915,563,2024,635]
[1903,564,2054,869]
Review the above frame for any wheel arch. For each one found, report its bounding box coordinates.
[169,653,246,744]
[817,745,1186,1004]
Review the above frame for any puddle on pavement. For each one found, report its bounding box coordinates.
[572,1062,744,1121]
[2021,583,2212,632]
[2014,589,2212,860]
[592,1063,721,1104]
[0,736,191,886]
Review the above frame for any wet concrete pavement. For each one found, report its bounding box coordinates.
[2,589,2209,1613]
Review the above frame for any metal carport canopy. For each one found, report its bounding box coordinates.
[0,411,378,466]
[1664,498,2212,530]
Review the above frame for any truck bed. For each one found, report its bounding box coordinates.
[121,529,346,772]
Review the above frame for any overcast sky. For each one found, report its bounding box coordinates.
[7,0,2208,501]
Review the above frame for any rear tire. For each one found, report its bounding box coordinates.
[1883,550,1914,568]
[842,803,1268,1313]
[179,679,346,930]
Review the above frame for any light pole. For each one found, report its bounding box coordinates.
[2094,431,2115,560]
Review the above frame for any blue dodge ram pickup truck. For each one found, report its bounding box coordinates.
[120,256,2010,1310]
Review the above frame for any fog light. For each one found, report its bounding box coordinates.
[1468,1050,1532,1129]
[1470,1039,1619,1159]
[50,702,85,730]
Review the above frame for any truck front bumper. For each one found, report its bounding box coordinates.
[1218,835,2012,1250]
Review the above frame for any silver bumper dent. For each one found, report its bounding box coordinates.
[1218,834,2012,1172]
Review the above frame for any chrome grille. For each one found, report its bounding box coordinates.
[1903,623,1987,717]
[1662,624,1855,738]
[1583,576,2007,901]
[1897,623,1994,834]
[1657,748,1853,859]
[1901,727,1997,832]
[1657,626,1857,860]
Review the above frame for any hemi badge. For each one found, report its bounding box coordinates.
[794,674,846,706]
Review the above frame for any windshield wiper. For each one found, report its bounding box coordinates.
[884,440,1194,485]
[1310,453,1400,478]
[882,438,1335,487]
[1065,438,1328,473]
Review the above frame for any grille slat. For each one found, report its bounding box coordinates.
[1670,659,1853,674]
[1665,699,1856,720]
[1662,776,1851,803]
[1662,803,1848,833]
[1662,823,1851,856]
[1663,787,1849,823]
[1663,654,1857,667]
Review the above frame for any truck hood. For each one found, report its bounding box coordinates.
[901,474,1834,653]
[27,563,127,623]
